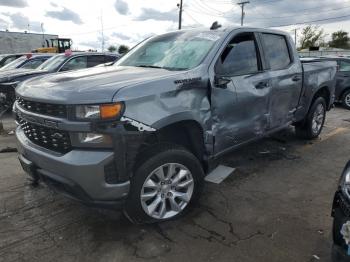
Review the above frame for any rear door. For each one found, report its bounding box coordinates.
[211,32,272,154]
[259,33,303,129]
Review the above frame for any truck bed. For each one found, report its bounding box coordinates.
[295,59,337,120]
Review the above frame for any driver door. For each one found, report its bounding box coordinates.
[210,32,272,155]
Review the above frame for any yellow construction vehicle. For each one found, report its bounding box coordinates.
[33,38,72,53]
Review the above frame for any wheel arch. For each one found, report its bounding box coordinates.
[340,87,350,101]
[136,119,208,172]
[312,86,331,110]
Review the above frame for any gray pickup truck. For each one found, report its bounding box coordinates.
[14,27,336,223]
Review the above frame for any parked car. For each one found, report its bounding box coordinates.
[331,161,350,261]
[0,52,119,111]
[0,54,54,71]
[302,56,350,109]
[0,53,25,68]
[15,27,337,224]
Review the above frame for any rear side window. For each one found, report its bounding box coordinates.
[87,55,106,67]
[261,33,291,70]
[215,33,260,76]
[60,56,88,72]
[340,61,350,72]
[3,56,17,66]
[21,59,46,69]
[105,55,118,63]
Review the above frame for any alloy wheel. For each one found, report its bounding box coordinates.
[140,163,194,219]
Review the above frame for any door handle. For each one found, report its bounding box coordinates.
[214,76,231,89]
[292,75,302,82]
[255,81,269,89]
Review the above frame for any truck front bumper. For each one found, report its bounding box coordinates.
[16,127,130,209]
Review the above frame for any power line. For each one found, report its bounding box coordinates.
[270,13,350,28]
[252,3,350,20]
[183,10,202,25]
[197,0,232,13]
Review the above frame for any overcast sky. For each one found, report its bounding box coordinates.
[0,0,349,51]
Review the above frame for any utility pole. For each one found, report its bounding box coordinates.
[178,0,183,30]
[41,23,45,47]
[293,28,300,46]
[237,1,250,26]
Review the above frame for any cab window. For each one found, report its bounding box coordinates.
[261,33,291,70]
[215,33,261,76]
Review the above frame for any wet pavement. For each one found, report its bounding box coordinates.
[1,108,350,262]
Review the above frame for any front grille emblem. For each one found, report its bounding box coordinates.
[51,133,63,139]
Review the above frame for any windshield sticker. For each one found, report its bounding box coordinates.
[195,33,220,41]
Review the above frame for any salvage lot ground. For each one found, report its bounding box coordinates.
[0,108,350,262]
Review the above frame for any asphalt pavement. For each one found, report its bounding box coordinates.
[0,108,350,262]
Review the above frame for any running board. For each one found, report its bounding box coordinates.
[205,165,236,184]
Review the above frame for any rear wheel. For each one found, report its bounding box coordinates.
[295,97,326,139]
[342,89,350,110]
[123,144,204,224]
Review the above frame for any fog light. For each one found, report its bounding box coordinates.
[78,133,112,145]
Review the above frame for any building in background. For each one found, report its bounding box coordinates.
[0,31,58,54]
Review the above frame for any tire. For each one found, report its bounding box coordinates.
[295,96,326,140]
[342,89,350,110]
[123,144,205,224]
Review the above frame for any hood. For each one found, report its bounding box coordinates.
[0,68,48,83]
[16,66,184,104]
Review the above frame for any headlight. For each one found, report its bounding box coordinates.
[75,102,123,120]
[340,164,350,196]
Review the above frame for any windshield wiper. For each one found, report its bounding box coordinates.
[136,65,164,69]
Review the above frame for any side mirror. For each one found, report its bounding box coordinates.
[214,76,231,89]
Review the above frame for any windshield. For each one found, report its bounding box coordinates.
[0,56,26,70]
[37,55,66,71]
[117,31,222,70]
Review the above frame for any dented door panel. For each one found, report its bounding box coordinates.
[268,63,303,129]
[211,72,271,154]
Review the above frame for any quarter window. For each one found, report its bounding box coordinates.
[87,55,106,67]
[261,33,291,70]
[216,33,260,76]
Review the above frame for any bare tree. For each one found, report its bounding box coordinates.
[299,25,327,50]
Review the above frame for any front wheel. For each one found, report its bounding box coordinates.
[124,144,204,224]
[342,89,350,110]
[295,97,326,139]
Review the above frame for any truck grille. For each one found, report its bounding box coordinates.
[17,97,67,118]
[19,118,72,154]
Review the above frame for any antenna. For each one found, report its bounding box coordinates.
[100,10,105,52]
